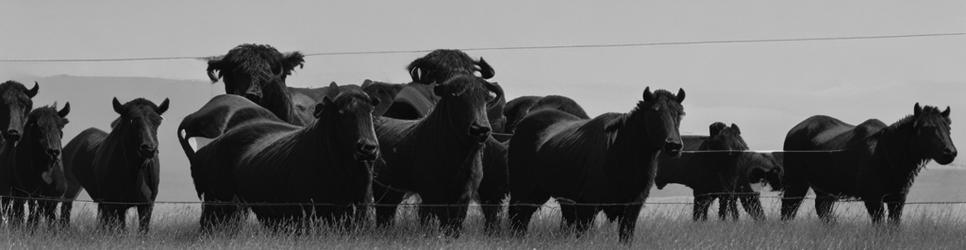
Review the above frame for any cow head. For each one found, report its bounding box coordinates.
[112,97,169,160]
[407,49,494,84]
[911,103,957,165]
[432,75,501,145]
[361,79,406,117]
[620,87,685,156]
[0,81,39,142]
[315,82,380,162]
[20,103,70,185]
[207,44,303,120]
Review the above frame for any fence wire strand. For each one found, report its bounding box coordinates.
[1,32,963,63]
[3,193,964,207]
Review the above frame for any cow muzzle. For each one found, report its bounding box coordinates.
[354,142,379,161]
[139,144,157,158]
[935,149,957,165]
[468,123,491,143]
[662,139,683,157]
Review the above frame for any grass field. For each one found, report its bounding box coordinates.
[2,196,966,249]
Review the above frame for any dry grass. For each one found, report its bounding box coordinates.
[2,197,966,249]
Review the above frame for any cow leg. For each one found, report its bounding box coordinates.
[372,184,404,228]
[96,204,109,230]
[572,205,597,238]
[41,200,57,228]
[0,196,7,221]
[885,194,907,226]
[863,199,885,224]
[9,197,25,226]
[437,202,469,238]
[416,196,437,227]
[692,194,713,221]
[98,204,125,231]
[97,204,120,231]
[737,184,765,221]
[717,194,739,221]
[199,203,219,232]
[507,189,549,236]
[617,202,643,244]
[814,193,836,223]
[559,203,577,229]
[113,206,127,231]
[59,200,73,228]
[0,196,9,223]
[780,179,809,221]
[137,204,153,233]
[26,199,41,226]
[349,203,369,230]
[479,195,504,234]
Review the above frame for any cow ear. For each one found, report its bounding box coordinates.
[327,81,341,97]
[730,123,740,135]
[281,52,305,76]
[477,57,495,79]
[27,82,39,98]
[676,88,686,103]
[314,97,334,118]
[914,102,922,117]
[112,97,124,115]
[206,58,224,82]
[408,58,429,83]
[58,102,71,118]
[156,98,170,115]
[362,79,373,88]
[642,87,654,102]
[709,122,726,137]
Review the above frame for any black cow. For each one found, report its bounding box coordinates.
[8,104,70,227]
[655,122,782,221]
[0,80,39,221]
[386,49,505,132]
[503,95,589,134]
[206,44,306,125]
[63,98,169,232]
[287,80,403,121]
[780,103,956,224]
[406,49,495,85]
[182,85,379,231]
[371,75,500,237]
[508,87,685,243]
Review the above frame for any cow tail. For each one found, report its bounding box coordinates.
[177,121,205,199]
[177,121,195,162]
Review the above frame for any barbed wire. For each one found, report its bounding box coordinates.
[3,193,965,207]
[680,149,846,154]
[1,32,963,63]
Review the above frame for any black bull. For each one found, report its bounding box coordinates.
[508,87,685,243]
[780,103,957,224]
[63,97,169,233]
[655,123,783,221]
[179,89,379,230]
[371,75,500,237]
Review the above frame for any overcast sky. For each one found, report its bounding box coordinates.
[2,0,965,151]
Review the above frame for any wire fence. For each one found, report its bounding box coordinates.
[1,32,963,63]
[3,192,966,207]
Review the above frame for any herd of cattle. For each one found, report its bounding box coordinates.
[0,44,957,243]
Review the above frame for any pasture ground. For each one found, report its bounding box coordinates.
[2,197,965,249]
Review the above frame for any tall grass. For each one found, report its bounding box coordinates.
[2,198,965,249]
